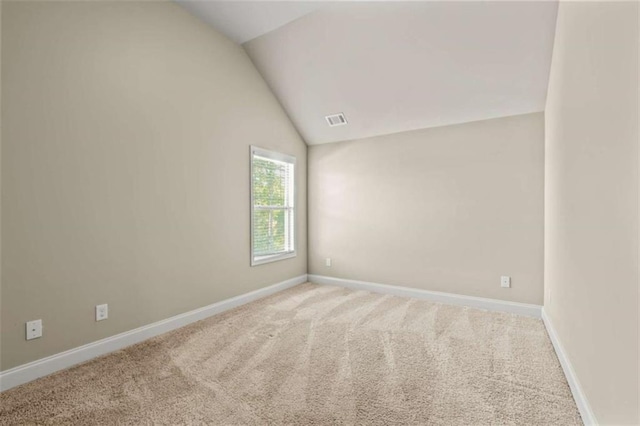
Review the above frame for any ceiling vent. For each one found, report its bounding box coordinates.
[325,113,348,127]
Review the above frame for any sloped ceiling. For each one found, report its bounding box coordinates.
[180,2,558,145]
[176,1,323,44]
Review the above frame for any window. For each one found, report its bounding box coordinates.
[250,146,296,266]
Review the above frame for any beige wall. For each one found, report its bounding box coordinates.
[544,2,639,424]
[1,1,307,371]
[309,113,544,305]
[0,0,3,371]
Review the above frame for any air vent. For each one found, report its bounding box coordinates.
[325,113,348,127]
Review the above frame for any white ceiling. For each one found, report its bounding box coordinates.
[176,1,323,44]
[180,2,558,145]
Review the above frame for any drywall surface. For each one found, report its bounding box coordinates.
[309,113,544,305]
[1,1,307,370]
[0,0,3,372]
[544,2,639,423]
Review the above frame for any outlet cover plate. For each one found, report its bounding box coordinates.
[96,304,108,321]
[26,319,43,340]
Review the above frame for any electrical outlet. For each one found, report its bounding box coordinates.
[501,276,511,288]
[96,304,108,321]
[26,319,42,340]
[326,258,332,267]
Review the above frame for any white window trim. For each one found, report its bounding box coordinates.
[250,146,297,266]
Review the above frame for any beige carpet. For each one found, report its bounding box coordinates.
[1,283,581,425]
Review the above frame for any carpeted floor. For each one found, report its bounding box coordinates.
[1,283,581,425]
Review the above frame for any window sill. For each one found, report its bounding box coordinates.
[251,251,296,266]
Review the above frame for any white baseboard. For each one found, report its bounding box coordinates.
[541,308,597,425]
[0,274,308,392]
[308,274,541,318]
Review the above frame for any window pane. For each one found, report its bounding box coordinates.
[253,208,287,256]
[252,157,288,207]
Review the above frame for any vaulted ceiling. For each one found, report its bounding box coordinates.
[178,1,558,145]
[176,1,323,44]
